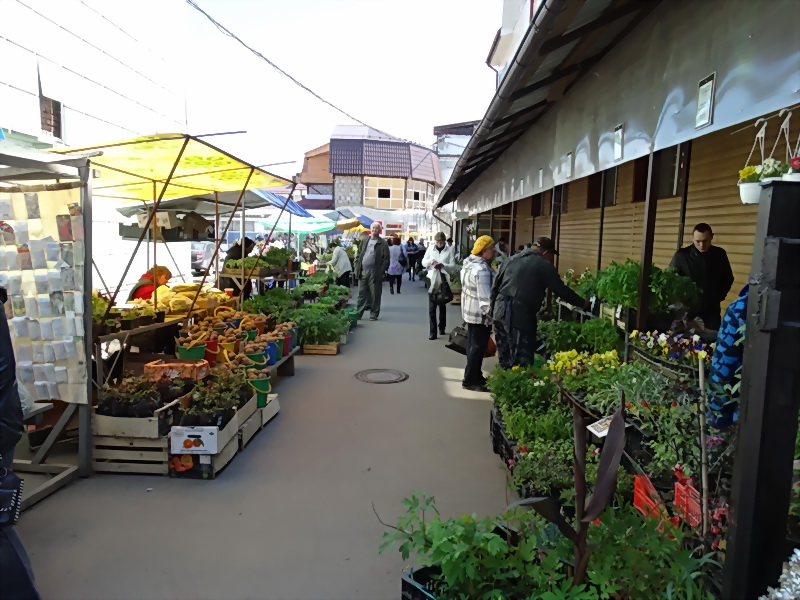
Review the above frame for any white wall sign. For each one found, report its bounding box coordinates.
[695,72,716,130]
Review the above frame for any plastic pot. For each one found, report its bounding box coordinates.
[264,342,277,366]
[176,343,207,360]
[248,377,272,408]
[245,352,267,369]
[274,337,284,361]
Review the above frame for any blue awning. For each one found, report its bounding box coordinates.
[252,189,313,218]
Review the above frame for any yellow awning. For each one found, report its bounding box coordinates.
[344,225,369,232]
[52,133,291,203]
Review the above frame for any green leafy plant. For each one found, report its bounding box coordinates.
[577,319,620,354]
[503,404,572,447]
[487,365,557,415]
[92,295,110,325]
[595,259,640,309]
[285,305,348,344]
[539,320,583,353]
[513,439,575,496]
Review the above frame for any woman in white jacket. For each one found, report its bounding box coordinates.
[328,241,352,287]
[421,231,456,340]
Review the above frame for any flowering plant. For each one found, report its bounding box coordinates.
[549,349,620,391]
[757,157,790,178]
[629,329,714,365]
[790,156,800,173]
[738,165,760,183]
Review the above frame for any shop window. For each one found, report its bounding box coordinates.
[378,188,390,199]
[40,95,62,139]
[587,173,602,209]
[655,145,682,199]
[632,156,649,203]
[559,184,569,213]
[531,193,543,217]
[602,167,617,206]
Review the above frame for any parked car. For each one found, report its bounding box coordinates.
[191,241,216,276]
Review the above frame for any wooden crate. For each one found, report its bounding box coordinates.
[238,394,258,425]
[261,395,280,427]
[451,292,462,305]
[238,408,263,450]
[93,436,169,475]
[303,343,339,355]
[93,397,182,439]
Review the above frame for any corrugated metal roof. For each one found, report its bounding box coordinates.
[363,140,410,178]
[437,0,660,206]
[329,138,441,184]
[329,139,364,175]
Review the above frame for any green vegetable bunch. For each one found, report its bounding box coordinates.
[92,295,110,325]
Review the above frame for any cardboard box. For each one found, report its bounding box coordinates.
[170,413,239,455]
[155,212,181,229]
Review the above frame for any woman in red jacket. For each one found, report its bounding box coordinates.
[128,266,172,301]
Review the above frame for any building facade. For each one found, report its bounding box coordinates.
[329,125,442,211]
[0,0,185,150]
[298,143,334,210]
[440,0,798,310]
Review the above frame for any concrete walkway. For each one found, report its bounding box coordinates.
[18,280,506,600]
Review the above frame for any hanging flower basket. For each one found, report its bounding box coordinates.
[738,182,761,205]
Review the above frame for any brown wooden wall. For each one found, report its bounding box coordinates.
[494,113,789,312]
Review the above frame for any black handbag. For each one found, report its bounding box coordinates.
[398,249,408,267]
[0,460,23,528]
[445,322,469,355]
[430,278,454,305]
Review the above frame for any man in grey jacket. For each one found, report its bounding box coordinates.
[354,222,390,321]
[1,286,42,599]
[491,237,589,368]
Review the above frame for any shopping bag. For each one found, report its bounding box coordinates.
[445,322,469,355]
[485,335,497,358]
[431,278,454,305]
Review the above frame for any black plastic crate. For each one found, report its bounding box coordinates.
[401,565,444,600]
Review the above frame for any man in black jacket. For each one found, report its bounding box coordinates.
[669,223,734,331]
[491,238,589,368]
[0,286,42,599]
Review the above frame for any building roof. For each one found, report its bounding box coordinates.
[437,0,660,206]
[304,143,330,158]
[331,125,401,142]
[329,138,442,185]
[433,121,481,136]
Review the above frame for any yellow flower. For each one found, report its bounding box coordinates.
[697,350,707,360]
[512,366,520,371]
[739,165,757,180]
[629,330,639,339]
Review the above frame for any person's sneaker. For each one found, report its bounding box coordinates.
[429,334,437,340]
[369,316,378,321]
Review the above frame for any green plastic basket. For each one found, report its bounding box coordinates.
[247,378,272,407]
[176,343,207,360]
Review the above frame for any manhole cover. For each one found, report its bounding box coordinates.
[355,369,409,384]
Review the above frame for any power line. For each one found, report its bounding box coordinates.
[185,0,403,143]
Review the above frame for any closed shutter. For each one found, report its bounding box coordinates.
[559,209,601,275]
[653,197,682,268]
[514,197,534,247]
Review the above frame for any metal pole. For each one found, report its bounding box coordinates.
[93,136,190,337]
[79,161,93,476]
[151,182,158,308]
[635,150,659,332]
[161,239,186,283]
[186,169,255,314]
[215,191,220,288]
[241,184,297,285]
[240,190,246,304]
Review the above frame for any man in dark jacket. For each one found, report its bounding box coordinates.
[669,223,734,331]
[0,286,42,599]
[491,237,589,369]
[354,222,390,321]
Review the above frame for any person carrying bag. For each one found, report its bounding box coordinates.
[421,232,456,340]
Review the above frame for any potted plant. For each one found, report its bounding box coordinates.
[759,157,789,182]
[784,156,800,182]
[738,165,762,204]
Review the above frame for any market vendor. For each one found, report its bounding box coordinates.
[128,266,172,301]
[219,237,256,299]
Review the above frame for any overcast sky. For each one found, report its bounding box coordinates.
[169,0,501,178]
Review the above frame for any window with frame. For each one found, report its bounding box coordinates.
[602,167,617,206]
[40,95,62,139]
[378,188,390,199]
[364,177,405,209]
[413,191,420,201]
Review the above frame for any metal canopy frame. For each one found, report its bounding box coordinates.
[436,0,661,207]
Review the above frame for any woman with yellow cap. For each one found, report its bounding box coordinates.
[459,235,497,392]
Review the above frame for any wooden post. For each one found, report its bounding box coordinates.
[635,151,659,331]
